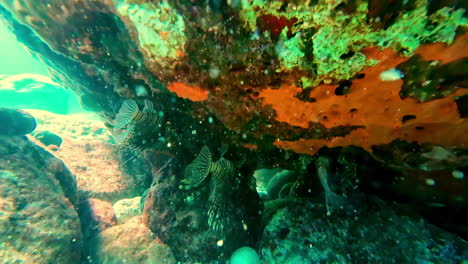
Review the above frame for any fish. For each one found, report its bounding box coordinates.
[181,146,213,188]
[113,99,162,152]
[114,99,159,131]
[182,146,237,235]
[315,155,347,215]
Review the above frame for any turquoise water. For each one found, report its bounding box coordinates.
[0,21,48,76]
[0,22,85,115]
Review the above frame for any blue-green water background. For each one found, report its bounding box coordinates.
[0,21,85,114]
[0,21,47,76]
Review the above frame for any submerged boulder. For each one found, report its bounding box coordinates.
[90,216,176,264]
[0,107,36,136]
[260,198,468,264]
[113,196,142,224]
[0,135,82,263]
[33,130,63,147]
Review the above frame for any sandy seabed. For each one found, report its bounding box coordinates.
[25,109,136,201]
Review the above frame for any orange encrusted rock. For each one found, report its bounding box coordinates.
[256,36,468,155]
[167,82,209,102]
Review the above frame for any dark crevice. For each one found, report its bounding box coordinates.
[402,115,416,123]
[455,95,468,118]
[335,80,352,95]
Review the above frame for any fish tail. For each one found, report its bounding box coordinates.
[316,155,348,215]
[143,99,156,113]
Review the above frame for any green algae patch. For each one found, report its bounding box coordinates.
[275,29,305,71]
[115,0,186,69]
[0,170,18,183]
[239,0,468,87]
[381,5,468,54]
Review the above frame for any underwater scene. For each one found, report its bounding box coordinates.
[0,0,467,263]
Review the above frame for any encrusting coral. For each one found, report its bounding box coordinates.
[259,35,468,155]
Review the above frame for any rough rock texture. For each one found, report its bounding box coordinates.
[26,109,145,202]
[260,198,468,264]
[33,130,63,147]
[0,107,36,136]
[0,135,82,263]
[86,198,117,231]
[142,150,262,262]
[90,216,176,264]
[113,196,142,224]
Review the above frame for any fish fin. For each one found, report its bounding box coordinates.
[114,100,139,130]
[143,99,157,113]
[208,198,230,234]
[113,127,130,144]
[245,172,258,193]
[182,146,212,189]
[220,144,228,157]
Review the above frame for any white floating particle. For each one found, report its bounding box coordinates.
[135,85,148,96]
[425,178,436,186]
[452,170,464,180]
[380,68,404,81]
[216,240,224,247]
[209,66,221,79]
[192,130,197,135]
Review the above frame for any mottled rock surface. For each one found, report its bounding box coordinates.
[26,109,144,202]
[113,196,141,224]
[260,198,468,264]
[0,135,82,263]
[90,216,176,264]
[33,130,63,147]
[86,198,117,231]
[0,107,36,136]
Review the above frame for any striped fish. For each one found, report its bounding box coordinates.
[113,99,161,151]
[181,146,212,189]
[182,146,237,234]
[114,99,159,131]
[207,157,235,234]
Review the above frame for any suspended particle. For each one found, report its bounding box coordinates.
[452,170,464,180]
[380,68,404,81]
[425,178,436,186]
